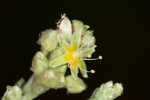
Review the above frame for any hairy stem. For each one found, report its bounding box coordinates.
[21,75,49,100]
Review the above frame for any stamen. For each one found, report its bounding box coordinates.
[88,54,92,58]
[93,45,97,48]
[99,56,103,60]
[90,69,95,73]
[84,58,99,60]
[86,69,96,73]
[84,56,103,61]
[80,68,96,74]
[91,37,95,40]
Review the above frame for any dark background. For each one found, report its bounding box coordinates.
[0,0,149,100]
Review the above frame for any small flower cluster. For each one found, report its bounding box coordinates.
[37,14,100,80]
[2,15,123,100]
[89,81,123,100]
[29,14,100,95]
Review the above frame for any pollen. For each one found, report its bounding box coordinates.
[64,46,80,67]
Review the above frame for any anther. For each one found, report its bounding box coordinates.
[80,68,96,74]
[91,37,95,40]
[88,54,92,58]
[98,56,103,60]
[57,13,66,27]
[93,45,97,48]
[84,56,103,61]
[90,69,95,73]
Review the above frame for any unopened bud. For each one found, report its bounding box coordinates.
[89,81,123,100]
[66,75,86,94]
[2,86,22,100]
[38,29,58,52]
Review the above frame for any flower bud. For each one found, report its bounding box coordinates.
[112,83,123,99]
[39,69,66,89]
[66,75,86,94]
[49,48,65,60]
[2,86,22,100]
[38,29,58,52]
[81,30,95,49]
[72,20,84,33]
[32,51,48,75]
[100,81,123,100]
[89,81,123,100]
[59,16,72,41]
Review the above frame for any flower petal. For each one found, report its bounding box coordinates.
[81,48,95,57]
[59,16,72,41]
[57,33,69,47]
[49,48,65,60]
[70,65,78,80]
[49,55,67,68]
[78,60,88,78]
[72,20,84,50]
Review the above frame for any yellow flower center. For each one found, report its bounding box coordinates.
[64,46,80,67]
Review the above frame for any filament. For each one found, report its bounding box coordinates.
[84,56,103,61]
[80,67,96,74]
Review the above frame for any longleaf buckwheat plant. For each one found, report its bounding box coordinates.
[2,14,123,100]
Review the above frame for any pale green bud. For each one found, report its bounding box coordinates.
[39,29,58,52]
[89,81,123,100]
[49,48,65,60]
[72,20,84,33]
[39,69,66,89]
[59,16,72,41]
[66,75,86,94]
[81,30,95,49]
[2,86,22,100]
[54,65,67,75]
[32,51,48,75]
[112,83,123,99]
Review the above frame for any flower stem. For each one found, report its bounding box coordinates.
[21,75,49,100]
